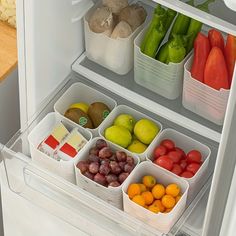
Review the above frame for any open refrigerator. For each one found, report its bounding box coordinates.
[0,0,236,235]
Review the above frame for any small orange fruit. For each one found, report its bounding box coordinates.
[152,184,165,199]
[162,195,176,209]
[166,184,180,197]
[138,184,147,193]
[175,195,181,203]
[142,175,156,188]
[127,183,141,199]
[164,208,173,213]
[153,200,165,212]
[132,195,145,207]
[141,191,154,205]
[148,205,160,214]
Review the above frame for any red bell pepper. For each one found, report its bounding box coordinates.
[190,32,210,82]
[224,34,236,86]
[204,47,229,90]
[208,29,225,52]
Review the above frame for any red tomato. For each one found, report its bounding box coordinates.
[180,160,187,170]
[171,164,183,176]
[154,156,173,171]
[175,147,186,159]
[181,171,194,178]
[186,163,201,174]
[160,139,175,151]
[186,150,202,164]
[153,145,167,159]
[167,151,182,164]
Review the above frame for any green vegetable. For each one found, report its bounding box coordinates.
[168,36,186,63]
[143,23,166,58]
[186,0,215,53]
[165,8,177,30]
[140,5,166,52]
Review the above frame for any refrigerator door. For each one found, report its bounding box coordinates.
[16,0,93,127]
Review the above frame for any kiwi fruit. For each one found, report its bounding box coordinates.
[88,102,111,128]
[64,108,93,129]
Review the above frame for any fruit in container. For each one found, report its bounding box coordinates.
[134,119,159,145]
[119,4,147,31]
[69,102,89,114]
[88,102,111,128]
[64,108,93,129]
[76,139,137,188]
[127,140,147,154]
[114,114,136,132]
[127,175,182,214]
[105,125,132,148]
[102,0,128,14]
[152,138,204,178]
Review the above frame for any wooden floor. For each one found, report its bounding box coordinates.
[0,21,17,81]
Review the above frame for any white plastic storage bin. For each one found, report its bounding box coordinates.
[182,55,230,125]
[99,105,163,161]
[74,137,140,209]
[146,128,211,202]
[122,161,189,234]
[28,112,92,183]
[54,82,117,136]
[134,27,192,100]
[84,1,146,75]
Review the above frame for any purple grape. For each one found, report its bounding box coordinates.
[89,162,100,174]
[88,154,99,163]
[99,163,111,175]
[99,147,113,159]
[118,161,126,170]
[84,171,94,180]
[94,173,106,186]
[116,151,127,162]
[126,156,134,165]
[110,154,117,161]
[76,161,89,173]
[100,159,110,165]
[110,161,122,175]
[96,139,107,150]
[124,163,135,173]
[118,172,129,184]
[108,181,120,187]
[89,147,99,156]
[105,174,118,183]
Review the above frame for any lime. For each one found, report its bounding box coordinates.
[127,140,147,153]
[105,125,132,148]
[114,114,136,133]
[69,102,89,113]
[134,119,159,145]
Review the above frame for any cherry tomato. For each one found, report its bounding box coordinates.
[181,171,194,178]
[154,156,173,171]
[186,163,201,174]
[160,139,175,151]
[180,160,187,170]
[168,151,182,164]
[175,147,186,159]
[171,164,183,176]
[186,150,202,164]
[153,145,167,159]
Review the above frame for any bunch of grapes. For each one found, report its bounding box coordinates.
[76,139,136,187]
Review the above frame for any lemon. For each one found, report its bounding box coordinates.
[69,103,89,113]
[134,119,159,145]
[113,114,136,133]
[127,140,147,153]
[105,125,132,148]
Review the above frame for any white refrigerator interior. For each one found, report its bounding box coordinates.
[1,0,236,235]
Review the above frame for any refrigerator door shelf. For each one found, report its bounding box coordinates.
[1,75,219,236]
